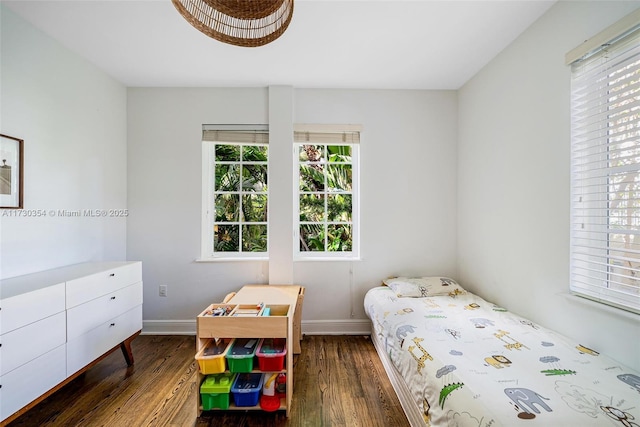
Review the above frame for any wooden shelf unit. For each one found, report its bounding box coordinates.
[195,303,293,417]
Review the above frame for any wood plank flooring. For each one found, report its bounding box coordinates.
[6,335,410,427]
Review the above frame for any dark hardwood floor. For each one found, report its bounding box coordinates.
[7,335,410,427]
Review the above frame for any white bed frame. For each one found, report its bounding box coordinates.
[369,325,429,427]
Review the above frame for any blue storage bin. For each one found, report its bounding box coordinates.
[231,373,264,407]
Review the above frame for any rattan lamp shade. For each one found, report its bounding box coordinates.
[172,0,294,47]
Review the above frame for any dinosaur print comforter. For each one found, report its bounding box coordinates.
[364,286,640,427]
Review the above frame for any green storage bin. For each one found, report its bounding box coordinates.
[200,372,236,410]
[226,338,259,373]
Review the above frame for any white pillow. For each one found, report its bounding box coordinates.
[383,276,465,298]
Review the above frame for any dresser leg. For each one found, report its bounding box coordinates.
[120,330,141,366]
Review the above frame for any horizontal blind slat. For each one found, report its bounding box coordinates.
[203,130,269,144]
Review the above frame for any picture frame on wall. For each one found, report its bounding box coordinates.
[0,133,24,209]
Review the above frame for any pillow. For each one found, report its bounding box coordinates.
[383,276,465,298]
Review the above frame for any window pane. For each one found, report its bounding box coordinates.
[215,145,240,161]
[299,224,325,252]
[327,164,352,192]
[215,194,239,222]
[294,139,358,258]
[215,164,240,191]
[242,145,268,161]
[242,225,267,252]
[299,144,325,162]
[608,231,640,291]
[328,194,352,222]
[327,224,352,252]
[328,145,352,161]
[606,60,640,296]
[214,225,239,252]
[300,194,325,222]
[208,141,268,257]
[299,164,325,191]
[242,165,268,192]
[242,194,267,222]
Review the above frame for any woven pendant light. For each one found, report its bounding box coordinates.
[172,0,294,47]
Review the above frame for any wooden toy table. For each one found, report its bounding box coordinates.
[195,284,304,417]
[226,285,304,354]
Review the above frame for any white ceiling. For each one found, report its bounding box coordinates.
[2,0,555,89]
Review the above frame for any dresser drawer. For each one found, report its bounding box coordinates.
[0,283,65,335]
[1,312,66,376]
[66,305,142,376]
[66,262,142,308]
[0,344,66,423]
[67,282,142,340]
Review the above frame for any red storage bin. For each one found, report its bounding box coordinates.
[256,338,287,371]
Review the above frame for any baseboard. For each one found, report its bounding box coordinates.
[301,319,372,335]
[141,319,371,336]
[141,320,196,335]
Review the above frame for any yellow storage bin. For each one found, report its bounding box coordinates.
[196,339,232,374]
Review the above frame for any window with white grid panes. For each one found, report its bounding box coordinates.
[208,143,268,257]
[294,142,359,258]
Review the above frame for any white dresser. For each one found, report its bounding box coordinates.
[0,262,143,425]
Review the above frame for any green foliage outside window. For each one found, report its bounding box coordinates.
[298,144,354,252]
[213,144,268,253]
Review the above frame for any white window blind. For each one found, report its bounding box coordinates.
[570,23,640,313]
[202,124,269,144]
[293,124,361,144]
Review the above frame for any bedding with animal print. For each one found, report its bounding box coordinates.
[364,286,640,427]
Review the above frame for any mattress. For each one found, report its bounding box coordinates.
[364,285,640,427]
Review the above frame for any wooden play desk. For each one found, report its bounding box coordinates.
[195,284,304,417]
[225,285,304,354]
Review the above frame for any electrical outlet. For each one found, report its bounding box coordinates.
[159,285,168,297]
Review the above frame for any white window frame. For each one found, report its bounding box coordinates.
[293,125,361,260]
[569,17,640,314]
[200,125,269,261]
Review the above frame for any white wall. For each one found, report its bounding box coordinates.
[127,88,270,328]
[457,1,640,371]
[127,87,458,332]
[294,89,458,327]
[0,6,127,279]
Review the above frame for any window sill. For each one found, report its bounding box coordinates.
[294,257,362,262]
[560,292,640,318]
[195,257,268,263]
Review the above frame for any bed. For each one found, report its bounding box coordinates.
[364,277,640,427]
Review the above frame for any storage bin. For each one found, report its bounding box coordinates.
[200,372,236,410]
[196,339,232,374]
[231,373,264,407]
[256,338,287,371]
[226,338,259,372]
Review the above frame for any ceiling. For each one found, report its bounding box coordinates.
[2,0,556,90]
